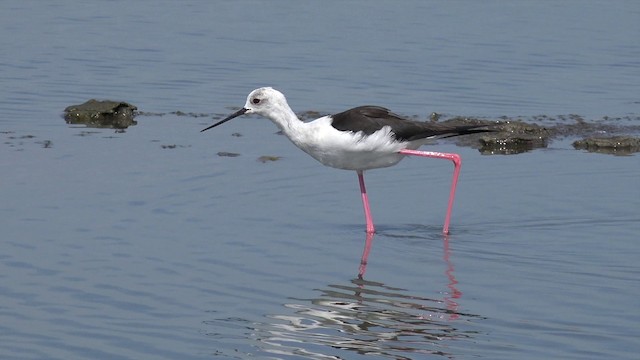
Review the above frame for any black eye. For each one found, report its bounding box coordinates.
[252,98,260,104]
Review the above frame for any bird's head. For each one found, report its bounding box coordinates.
[201,87,287,132]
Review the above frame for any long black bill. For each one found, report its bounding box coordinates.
[200,108,248,132]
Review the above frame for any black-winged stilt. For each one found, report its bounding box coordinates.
[201,87,489,234]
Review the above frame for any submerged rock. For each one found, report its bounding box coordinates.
[573,136,640,155]
[479,121,551,155]
[257,155,282,163]
[217,151,240,157]
[64,99,137,129]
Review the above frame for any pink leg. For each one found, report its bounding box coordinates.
[398,149,462,235]
[357,170,375,234]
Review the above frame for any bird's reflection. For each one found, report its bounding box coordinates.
[246,231,482,358]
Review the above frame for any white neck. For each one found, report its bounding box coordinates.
[264,105,305,138]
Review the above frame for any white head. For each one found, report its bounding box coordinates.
[201,87,291,132]
[243,87,289,117]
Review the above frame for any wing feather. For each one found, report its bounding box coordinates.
[331,106,489,141]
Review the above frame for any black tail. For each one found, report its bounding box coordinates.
[400,123,494,141]
[439,125,494,139]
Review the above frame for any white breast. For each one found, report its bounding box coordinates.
[288,117,410,171]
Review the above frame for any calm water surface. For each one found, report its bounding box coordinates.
[1,1,639,359]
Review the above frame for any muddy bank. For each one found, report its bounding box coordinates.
[151,109,640,156]
[439,114,640,155]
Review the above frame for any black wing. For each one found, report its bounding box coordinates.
[331,106,489,142]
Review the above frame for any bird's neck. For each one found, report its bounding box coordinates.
[265,106,304,136]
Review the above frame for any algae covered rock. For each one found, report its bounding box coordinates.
[573,136,640,155]
[478,121,550,155]
[64,99,137,129]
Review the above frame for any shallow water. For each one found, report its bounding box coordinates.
[1,1,640,359]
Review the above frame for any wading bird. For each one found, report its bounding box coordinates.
[202,87,489,234]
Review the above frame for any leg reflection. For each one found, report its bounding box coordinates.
[443,234,461,320]
[358,231,375,279]
[356,231,463,321]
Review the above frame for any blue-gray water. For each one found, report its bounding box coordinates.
[1,1,639,359]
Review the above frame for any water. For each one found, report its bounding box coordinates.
[1,1,639,359]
